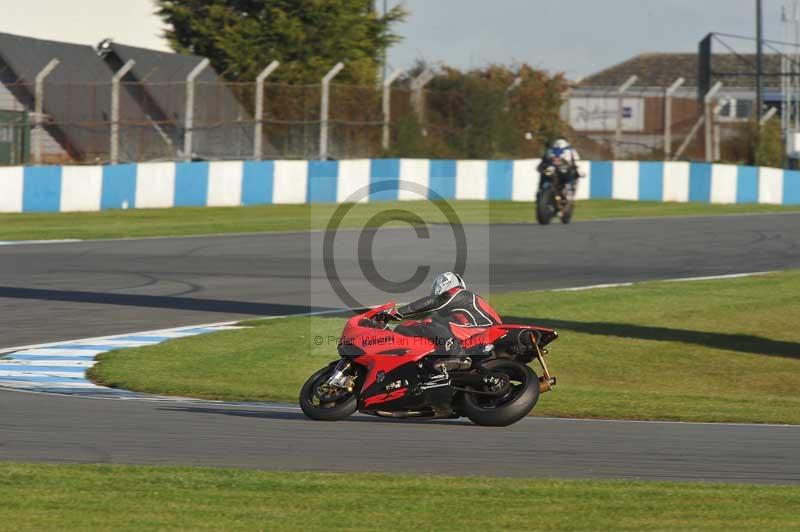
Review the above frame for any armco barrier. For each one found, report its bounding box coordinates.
[0,159,798,213]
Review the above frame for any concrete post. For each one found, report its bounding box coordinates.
[664,77,685,159]
[759,106,778,125]
[33,59,60,164]
[253,60,280,159]
[319,62,344,160]
[704,82,723,162]
[410,69,435,122]
[614,75,638,158]
[381,68,403,151]
[184,58,210,160]
[110,59,135,164]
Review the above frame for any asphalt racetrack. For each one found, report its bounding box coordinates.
[2,212,800,482]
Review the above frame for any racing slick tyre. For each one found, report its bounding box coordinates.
[561,200,574,224]
[461,359,540,427]
[300,363,358,421]
[536,189,555,225]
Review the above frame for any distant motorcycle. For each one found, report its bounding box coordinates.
[536,161,576,225]
[299,302,558,427]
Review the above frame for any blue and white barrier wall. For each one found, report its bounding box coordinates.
[0,159,798,213]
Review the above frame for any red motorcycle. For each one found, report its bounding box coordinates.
[299,302,558,426]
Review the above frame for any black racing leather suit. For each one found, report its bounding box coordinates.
[393,288,501,356]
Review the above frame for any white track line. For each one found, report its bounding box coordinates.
[0,239,82,246]
[550,271,775,292]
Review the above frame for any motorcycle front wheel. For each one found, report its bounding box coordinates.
[461,359,540,427]
[299,363,358,421]
[536,188,555,225]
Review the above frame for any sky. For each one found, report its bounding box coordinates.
[0,0,791,80]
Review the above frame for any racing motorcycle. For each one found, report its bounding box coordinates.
[536,160,576,225]
[299,302,558,427]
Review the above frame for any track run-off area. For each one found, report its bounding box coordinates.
[1,212,800,482]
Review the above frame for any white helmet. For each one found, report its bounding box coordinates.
[551,138,570,150]
[431,272,466,296]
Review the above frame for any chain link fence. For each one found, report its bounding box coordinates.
[0,74,762,165]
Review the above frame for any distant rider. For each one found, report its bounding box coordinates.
[383,272,501,370]
[537,138,583,193]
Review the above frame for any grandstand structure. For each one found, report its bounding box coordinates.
[0,31,258,164]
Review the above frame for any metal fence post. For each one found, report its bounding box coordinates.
[760,106,778,125]
[110,59,136,164]
[33,59,60,164]
[319,62,344,160]
[184,58,210,160]
[410,69,435,122]
[381,68,402,151]
[253,60,280,160]
[614,75,637,158]
[704,82,723,162]
[664,77,685,159]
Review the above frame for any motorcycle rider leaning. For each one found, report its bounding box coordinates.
[382,272,501,372]
[537,137,583,191]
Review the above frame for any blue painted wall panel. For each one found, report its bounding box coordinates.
[22,166,62,212]
[241,161,274,205]
[487,160,514,200]
[174,162,209,207]
[428,160,456,200]
[307,160,338,203]
[370,159,400,201]
[590,161,612,199]
[688,163,712,202]
[638,162,663,201]
[101,164,137,210]
[784,169,800,205]
[736,166,759,203]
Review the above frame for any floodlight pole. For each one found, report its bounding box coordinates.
[319,62,344,160]
[664,77,685,159]
[184,57,210,161]
[614,75,637,158]
[381,68,403,151]
[253,60,280,160]
[110,59,135,164]
[33,58,60,164]
[704,81,723,162]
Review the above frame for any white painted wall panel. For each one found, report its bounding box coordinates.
[710,164,738,204]
[455,160,488,200]
[272,160,308,204]
[511,159,539,201]
[758,167,784,204]
[336,159,370,203]
[611,161,639,200]
[662,162,690,202]
[398,159,430,201]
[0,166,23,213]
[207,161,243,206]
[136,162,176,208]
[60,165,102,212]
[574,160,591,200]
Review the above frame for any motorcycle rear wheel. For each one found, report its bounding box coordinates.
[536,188,555,225]
[461,359,540,427]
[299,363,358,421]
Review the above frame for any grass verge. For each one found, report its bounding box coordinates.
[2,463,799,531]
[1,199,798,241]
[90,271,800,424]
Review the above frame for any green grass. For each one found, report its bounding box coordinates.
[1,199,798,241]
[1,463,798,531]
[90,271,800,424]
